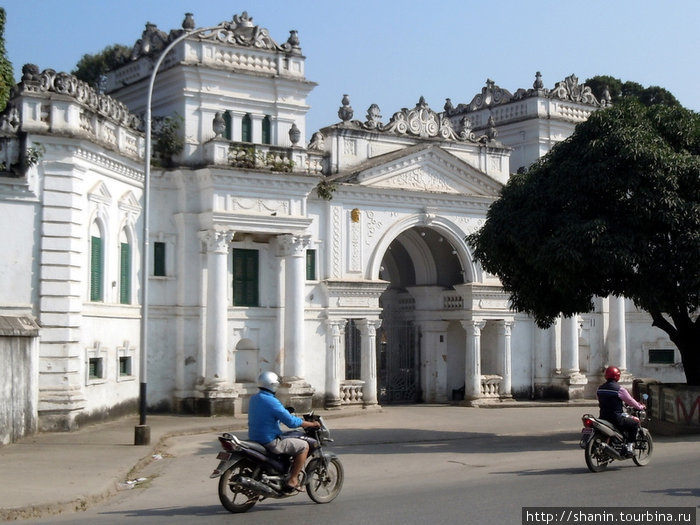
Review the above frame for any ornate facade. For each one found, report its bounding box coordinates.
[0,12,683,433]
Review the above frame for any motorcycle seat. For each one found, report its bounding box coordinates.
[238,440,268,454]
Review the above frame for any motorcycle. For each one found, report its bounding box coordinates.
[579,393,653,472]
[210,411,343,513]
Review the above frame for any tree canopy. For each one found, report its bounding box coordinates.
[468,99,700,384]
[585,75,680,107]
[72,44,131,90]
[0,8,15,111]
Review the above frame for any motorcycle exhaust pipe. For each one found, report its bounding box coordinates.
[601,443,625,461]
[237,476,279,498]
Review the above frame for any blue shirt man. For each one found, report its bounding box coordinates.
[248,388,303,444]
[248,371,320,491]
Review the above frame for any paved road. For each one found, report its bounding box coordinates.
[17,406,700,524]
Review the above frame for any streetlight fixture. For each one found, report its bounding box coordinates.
[135,18,232,445]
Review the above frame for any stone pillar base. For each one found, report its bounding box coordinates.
[277,377,315,413]
[551,372,589,400]
[194,383,241,416]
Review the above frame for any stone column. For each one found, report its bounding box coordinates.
[497,319,514,398]
[561,315,580,375]
[196,230,237,415]
[555,314,588,399]
[357,318,380,407]
[277,234,311,379]
[461,320,486,402]
[275,234,314,413]
[608,295,627,370]
[325,320,343,409]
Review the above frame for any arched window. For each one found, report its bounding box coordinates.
[223,111,232,140]
[241,113,252,143]
[119,228,131,304]
[262,115,272,144]
[89,222,104,302]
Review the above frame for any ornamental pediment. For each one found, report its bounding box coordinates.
[350,145,502,197]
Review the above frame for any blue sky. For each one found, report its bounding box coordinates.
[4,0,699,139]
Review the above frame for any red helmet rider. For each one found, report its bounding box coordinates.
[604,365,621,382]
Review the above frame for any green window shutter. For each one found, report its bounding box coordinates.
[242,114,252,143]
[233,248,259,306]
[120,242,131,304]
[262,115,271,144]
[223,111,232,140]
[306,249,316,280]
[153,241,166,276]
[90,236,103,302]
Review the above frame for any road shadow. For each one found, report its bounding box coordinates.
[189,427,581,457]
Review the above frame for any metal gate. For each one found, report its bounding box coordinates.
[377,322,420,404]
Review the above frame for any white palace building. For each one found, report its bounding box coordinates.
[0,12,684,438]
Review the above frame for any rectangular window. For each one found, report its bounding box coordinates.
[306,249,316,280]
[154,241,166,276]
[120,242,131,304]
[119,356,132,377]
[242,114,252,143]
[233,249,259,306]
[648,348,675,365]
[345,319,361,380]
[88,357,103,380]
[90,236,103,302]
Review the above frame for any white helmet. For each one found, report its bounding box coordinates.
[257,371,280,393]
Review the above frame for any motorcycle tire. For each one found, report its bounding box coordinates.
[584,434,610,473]
[632,428,653,466]
[306,457,344,504]
[218,459,259,513]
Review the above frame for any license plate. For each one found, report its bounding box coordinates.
[216,451,232,461]
[581,428,593,435]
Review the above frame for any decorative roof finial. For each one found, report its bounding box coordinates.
[212,112,225,137]
[533,71,544,90]
[338,94,353,122]
[444,98,454,113]
[182,13,195,30]
[289,123,301,145]
[486,115,498,141]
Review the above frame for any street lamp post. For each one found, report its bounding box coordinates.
[135,20,231,445]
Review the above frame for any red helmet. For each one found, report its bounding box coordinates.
[604,366,621,381]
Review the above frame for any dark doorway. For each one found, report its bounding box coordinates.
[377,322,421,403]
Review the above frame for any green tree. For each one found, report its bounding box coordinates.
[72,44,131,89]
[0,8,15,111]
[585,75,679,107]
[468,99,700,384]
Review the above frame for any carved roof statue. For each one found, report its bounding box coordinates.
[129,11,302,62]
[335,96,496,143]
[548,74,600,105]
[465,79,514,111]
[450,72,606,116]
[197,11,302,56]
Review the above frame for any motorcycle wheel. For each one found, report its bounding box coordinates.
[218,459,259,514]
[306,457,344,504]
[632,428,653,466]
[584,435,610,473]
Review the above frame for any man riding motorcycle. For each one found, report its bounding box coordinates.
[596,366,645,456]
[248,371,320,492]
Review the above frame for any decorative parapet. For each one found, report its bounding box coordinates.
[334,95,496,144]
[203,139,323,174]
[339,380,365,405]
[447,73,607,130]
[111,12,304,90]
[0,66,143,164]
[481,375,503,397]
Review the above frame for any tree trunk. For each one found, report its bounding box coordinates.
[675,331,700,386]
[650,311,700,386]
